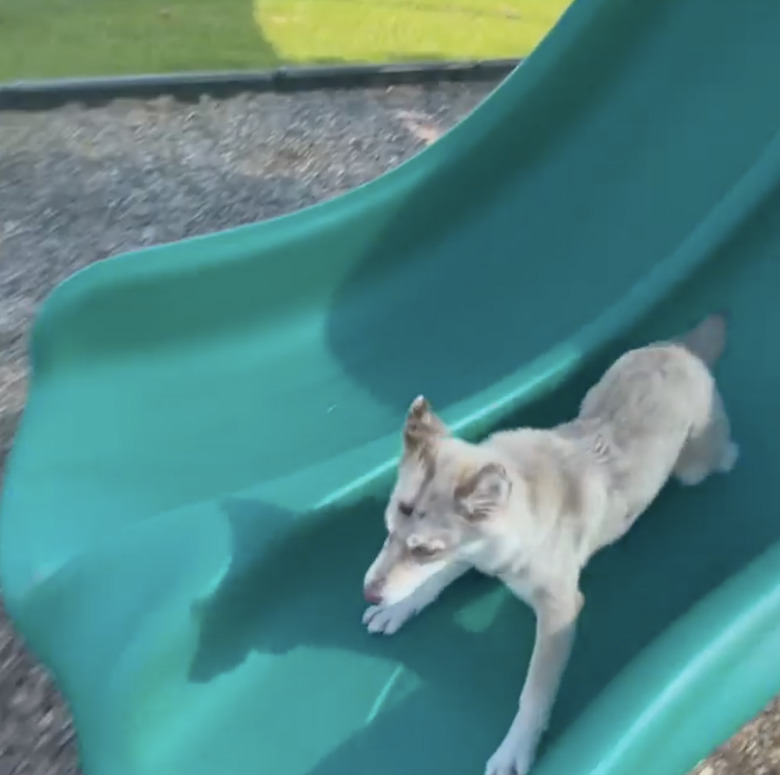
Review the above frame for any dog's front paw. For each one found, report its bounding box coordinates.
[484,740,533,775]
[362,600,418,635]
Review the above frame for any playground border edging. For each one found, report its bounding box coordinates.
[0,59,521,111]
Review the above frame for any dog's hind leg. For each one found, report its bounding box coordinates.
[674,388,738,486]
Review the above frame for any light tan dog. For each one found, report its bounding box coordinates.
[362,314,737,775]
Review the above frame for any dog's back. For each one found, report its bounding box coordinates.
[579,314,726,433]
[578,342,713,453]
[563,314,734,552]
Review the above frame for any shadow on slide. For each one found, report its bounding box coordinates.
[3,0,780,775]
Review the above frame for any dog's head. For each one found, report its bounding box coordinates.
[363,395,512,606]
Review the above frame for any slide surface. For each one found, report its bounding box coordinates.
[3,0,780,774]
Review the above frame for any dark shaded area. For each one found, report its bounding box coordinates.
[326,0,780,418]
[324,1,670,414]
[0,0,281,86]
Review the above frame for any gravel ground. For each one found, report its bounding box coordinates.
[1,80,779,775]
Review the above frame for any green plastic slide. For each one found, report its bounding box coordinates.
[3,0,780,773]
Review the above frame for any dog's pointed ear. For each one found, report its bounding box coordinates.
[403,395,447,455]
[455,462,511,522]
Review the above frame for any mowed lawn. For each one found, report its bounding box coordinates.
[0,0,571,81]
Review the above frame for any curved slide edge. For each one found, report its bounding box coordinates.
[538,540,780,775]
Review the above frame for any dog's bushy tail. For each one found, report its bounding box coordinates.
[678,312,727,367]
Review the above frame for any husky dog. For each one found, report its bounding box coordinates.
[362,314,738,775]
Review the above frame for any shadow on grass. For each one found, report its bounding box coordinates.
[0,0,290,81]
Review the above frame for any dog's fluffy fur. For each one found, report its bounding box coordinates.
[362,314,738,775]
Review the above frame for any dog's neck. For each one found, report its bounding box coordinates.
[459,473,549,579]
[468,428,606,582]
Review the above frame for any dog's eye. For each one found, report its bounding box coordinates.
[398,501,414,517]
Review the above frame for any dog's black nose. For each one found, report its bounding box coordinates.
[364,584,383,604]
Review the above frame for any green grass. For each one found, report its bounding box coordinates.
[257,0,570,65]
[0,0,570,81]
